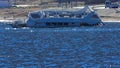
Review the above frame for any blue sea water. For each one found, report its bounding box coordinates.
[0,22,120,68]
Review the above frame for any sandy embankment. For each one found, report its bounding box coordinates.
[0,7,120,23]
[0,7,41,20]
[101,17,120,22]
[96,8,120,22]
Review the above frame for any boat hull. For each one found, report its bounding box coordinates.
[26,17,102,28]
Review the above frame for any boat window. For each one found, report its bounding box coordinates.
[76,15,82,18]
[92,14,99,19]
[31,13,40,19]
[52,23,57,25]
[59,15,64,17]
[72,22,75,24]
[64,23,68,25]
[46,22,51,25]
[58,23,63,25]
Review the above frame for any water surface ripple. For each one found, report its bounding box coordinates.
[0,22,120,68]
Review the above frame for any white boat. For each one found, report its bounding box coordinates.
[12,6,103,28]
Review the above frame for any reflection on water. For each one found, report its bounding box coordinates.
[0,22,120,68]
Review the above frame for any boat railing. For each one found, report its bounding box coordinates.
[29,6,94,19]
[39,10,89,19]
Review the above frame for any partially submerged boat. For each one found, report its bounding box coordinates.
[12,6,103,28]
